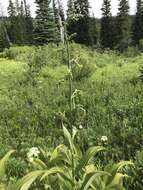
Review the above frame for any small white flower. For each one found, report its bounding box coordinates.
[79,125,83,129]
[101,136,108,142]
[28,157,34,163]
[27,147,40,163]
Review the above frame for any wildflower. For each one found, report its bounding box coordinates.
[79,125,83,129]
[27,147,40,163]
[101,136,108,142]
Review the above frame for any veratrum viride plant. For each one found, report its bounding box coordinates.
[10,126,133,190]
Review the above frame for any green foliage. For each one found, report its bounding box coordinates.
[124,46,140,57]
[0,22,10,52]
[0,150,15,190]
[15,127,132,190]
[116,0,131,52]
[100,0,114,49]
[126,150,143,190]
[0,44,143,189]
[132,0,143,45]
[34,0,60,45]
[7,0,33,45]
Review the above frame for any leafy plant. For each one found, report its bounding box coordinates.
[15,127,133,190]
[0,150,15,190]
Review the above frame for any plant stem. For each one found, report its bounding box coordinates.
[64,23,75,189]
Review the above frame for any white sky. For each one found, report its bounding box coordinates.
[0,0,137,18]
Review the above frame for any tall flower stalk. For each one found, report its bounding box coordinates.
[64,22,75,189]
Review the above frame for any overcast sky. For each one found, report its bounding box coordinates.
[0,0,137,18]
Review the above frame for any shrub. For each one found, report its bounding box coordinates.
[126,150,143,190]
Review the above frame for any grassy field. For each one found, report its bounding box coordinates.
[0,45,143,189]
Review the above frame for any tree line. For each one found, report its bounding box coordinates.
[0,0,143,52]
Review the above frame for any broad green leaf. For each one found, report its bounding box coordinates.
[15,170,43,190]
[0,150,15,182]
[75,146,106,175]
[63,126,74,150]
[80,171,110,190]
[105,161,133,186]
[41,167,66,181]
[107,173,129,189]
[32,159,47,170]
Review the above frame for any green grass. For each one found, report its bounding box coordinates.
[91,61,140,82]
[0,58,24,88]
[0,45,143,189]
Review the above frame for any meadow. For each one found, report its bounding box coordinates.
[0,44,143,189]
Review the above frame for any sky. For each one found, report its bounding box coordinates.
[0,0,137,18]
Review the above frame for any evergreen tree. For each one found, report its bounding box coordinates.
[53,0,64,43]
[67,0,76,19]
[7,0,16,43]
[100,0,113,49]
[74,0,92,45]
[0,6,10,51]
[67,0,77,40]
[67,0,94,46]
[34,0,59,45]
[19,0,27,43]
[7,0,25,44]
[7,0,16,17]
[116,0,131,52]
[88,14,98,46]
[23,0,34,44]
[133,0,143,45]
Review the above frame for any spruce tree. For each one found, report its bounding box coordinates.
[8,0,26,44]
[34,0,59,45]
[67,0,77,40]
[74,0,92,45]
[67,0,94,46]
[0,19,10,51]
[53,0,64,43]
[7,0,16,43]
[100,0,113,49]
[67,0,76,19]
[133,0,143,45]
[23,0,33,44]
[116,0,131,52]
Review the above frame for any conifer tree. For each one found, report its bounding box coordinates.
[53,0,64,43]
[0,6,10,51]
[133,0,143,45]
[7,0,16,43]
[116,0,131,51]
[67,0,77,40]
[73,0,93,45]
[23,0,33,44]
[67,0,97,46]
[67,0,76,19]
[100,0,113,49]
[34,0,59,45]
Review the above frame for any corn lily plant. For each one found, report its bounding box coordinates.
[13,126,133,190]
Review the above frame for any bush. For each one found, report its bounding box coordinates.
[124,46,140,57]
[126,150,143,190]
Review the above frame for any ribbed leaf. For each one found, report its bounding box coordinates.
[105,161,133,186]
[107,173,129,189]
[80,171,110,190]
[15,170,43,190]
[63,126,74,150]
[75,146,105,174]
[32,159,47,170]
[0,150,15,182]
[40,167,66,181]
[0,184,6,190]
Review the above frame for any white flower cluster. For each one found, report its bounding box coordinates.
[27,147,40,163]
[101,136,108,142]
